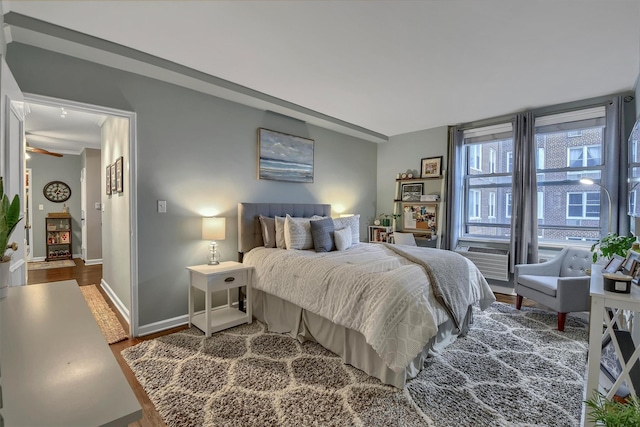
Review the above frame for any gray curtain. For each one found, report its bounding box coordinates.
[509,112,538,272]
[445,126,463,250]
[605,96,628,236]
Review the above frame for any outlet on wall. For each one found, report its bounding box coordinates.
[158,200,167,213]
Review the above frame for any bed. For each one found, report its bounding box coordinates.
[238,202,495,388]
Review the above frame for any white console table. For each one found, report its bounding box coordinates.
[584,265,640,426]
[0,280,142,427]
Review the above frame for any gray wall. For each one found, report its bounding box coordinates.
[26,153,82,259]
[376,126,448,228]
[7,43,377,328]
[102,117,131,310]
[82,148,102,262]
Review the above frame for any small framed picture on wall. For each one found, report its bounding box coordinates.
[110,162,117,193]
[106,164,112,196]
[115,156,124,193]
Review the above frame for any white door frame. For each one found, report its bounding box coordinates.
[24,93,139,337]
[25,168,33,261]
[80,167,87,261]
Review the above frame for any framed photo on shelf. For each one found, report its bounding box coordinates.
[401,183,423,202]
[106,164,112,196]
[603,254,625,274]
[115,156,124,193]
[421,156,443,178]
[402,203,437,234]
[622,251,640,274]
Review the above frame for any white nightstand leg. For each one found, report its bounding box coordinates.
[205,288,211,338]
[227,289,232,308]
[585,296,605,427]
[188,274,193,329]
[247,270,252,324]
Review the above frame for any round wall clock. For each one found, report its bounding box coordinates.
[43,181,71,203]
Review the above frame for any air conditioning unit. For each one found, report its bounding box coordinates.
[455,246,510,281]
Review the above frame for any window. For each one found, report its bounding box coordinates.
[469,190,481,219]
[537,148,545,170]
[461,122,513,239]
[568,145,601,169]
[567,192,600,219]
[469,145,482,171]
[537,191,544,219]
[505,193,512,218]
[488,192,496,218]
[506,151,513,173]
[535,106,605,242]
[489,149,496,173]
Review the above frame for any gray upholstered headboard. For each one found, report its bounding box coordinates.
[237,202,332,257]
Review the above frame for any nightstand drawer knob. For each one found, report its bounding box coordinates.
[224,277,235,283]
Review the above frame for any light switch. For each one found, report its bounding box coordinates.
[38,204,44,211]
[158,200,167,213]
[95,202,101,210]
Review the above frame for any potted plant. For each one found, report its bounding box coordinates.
[0,177,22,297]
[590,233,636,264]
[378,213,401,228]
[585,391,640,426]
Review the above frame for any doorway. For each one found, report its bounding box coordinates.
[23,93,139,336]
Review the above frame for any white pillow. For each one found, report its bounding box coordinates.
[275,216,286,249]
[284,215,315,250]
[332,214,360,246]
[334,227,352,251]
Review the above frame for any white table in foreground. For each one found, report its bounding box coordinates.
[584,265,640,426]
[187,262,253,337]
[0,280,141,427]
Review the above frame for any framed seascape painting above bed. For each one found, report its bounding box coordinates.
[237,202,495,388]
[257,128,314,183]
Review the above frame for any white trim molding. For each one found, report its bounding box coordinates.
[100,278,130,325]
[137,315,189,337]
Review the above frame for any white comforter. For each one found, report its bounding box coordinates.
[243,243,495,372]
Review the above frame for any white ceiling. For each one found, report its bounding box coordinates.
[25,102,105,155]
[6,0,640,147]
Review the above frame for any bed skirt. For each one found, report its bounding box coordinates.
[252,289,472,388]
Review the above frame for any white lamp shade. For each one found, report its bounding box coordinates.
[202,217,226,241]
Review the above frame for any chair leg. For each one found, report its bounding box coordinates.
[558,312,567,331]
[516,295,523,310]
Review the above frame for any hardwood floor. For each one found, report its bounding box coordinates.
[27,259,545,427]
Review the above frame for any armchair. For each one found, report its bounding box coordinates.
[515,247,591,331]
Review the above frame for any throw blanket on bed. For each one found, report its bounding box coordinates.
[243,244,494,372]
[384,243,478,332]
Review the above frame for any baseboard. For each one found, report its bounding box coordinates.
[30,256,46,262]
[84,258,103,266]
[137,315,189,337]
[136,303,241,337]
[100,279,130,325]
[490,284,516,295]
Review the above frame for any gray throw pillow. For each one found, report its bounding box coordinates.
[310,217,335,252]
[258,215,276,248]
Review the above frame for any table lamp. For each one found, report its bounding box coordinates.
[202,217,225,265]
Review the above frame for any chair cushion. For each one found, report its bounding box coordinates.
[559,248,591,277]
[517,275,558,297]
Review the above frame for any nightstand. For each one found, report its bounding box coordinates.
[186,261,253,337]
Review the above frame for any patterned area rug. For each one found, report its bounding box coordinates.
[121,302,588,426]
[28,259,75,270]
[80,285,128,344]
